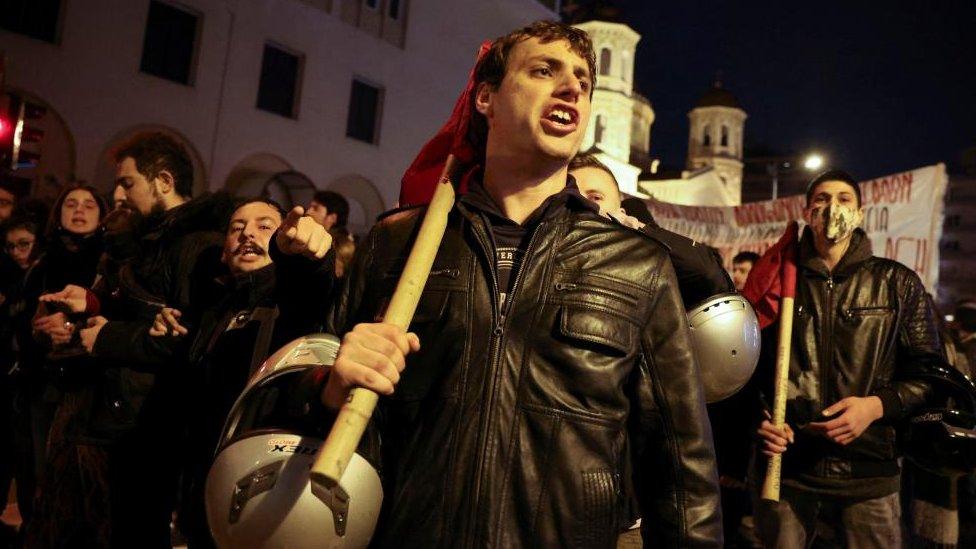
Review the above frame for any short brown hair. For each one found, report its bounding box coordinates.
[114,132,194,198]
[805,169,861,208]
[569,153,619,190]
[312,190,350,228]
[468,21,597,159]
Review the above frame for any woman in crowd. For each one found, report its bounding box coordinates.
[0,217,44,541]
[19,184,108,546]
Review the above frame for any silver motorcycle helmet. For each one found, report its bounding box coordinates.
[687,292,761,402]
[206,334,383,548]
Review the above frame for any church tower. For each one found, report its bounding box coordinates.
[686,78,746,198]
[574,18,654,195]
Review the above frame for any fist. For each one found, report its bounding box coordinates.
[276,206,333,260]
[320,323,421,409]
[757,419,795,458]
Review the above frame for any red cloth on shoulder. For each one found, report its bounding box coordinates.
[741,221,800,329]
[398,41,491,207]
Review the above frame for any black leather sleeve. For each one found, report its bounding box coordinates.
[875,269,943,421]
[632,255,723,548]
[642,226,734,308]
[324,221,380,338]
[92,317,191,372]
[268,238,336,333]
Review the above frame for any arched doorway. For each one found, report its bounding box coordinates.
[262,170,317,209]
[2,88,76,204]
[93,125,207,197]
[223,152,293,198]
[324,174,386,237]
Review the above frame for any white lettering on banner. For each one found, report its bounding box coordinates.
[644,164,948,293]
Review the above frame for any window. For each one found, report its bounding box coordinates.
[256,43,303,118]
[346,79,383,144]
[0,0,61,43]
[388,0,401,19]
[599,48,612,76]
[140,1,199,85]
[721,125,729,147]
[594,115,605,145]
[702,125,711,147]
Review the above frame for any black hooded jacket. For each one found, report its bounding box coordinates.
[756,227,942,497]
[86,192,233,441]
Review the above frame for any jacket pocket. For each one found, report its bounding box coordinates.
[558,305,634,357]
[845,306,894,318]
[551,275,643,321]
[410,289,450,324]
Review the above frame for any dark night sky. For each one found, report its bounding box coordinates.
[616,0,976,178]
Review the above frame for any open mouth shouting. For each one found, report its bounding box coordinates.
[235,241,267,261]
[541,104,579,135]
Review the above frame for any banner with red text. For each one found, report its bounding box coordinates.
[645,164,948,292]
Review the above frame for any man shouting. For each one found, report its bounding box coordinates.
[319,21,721,548]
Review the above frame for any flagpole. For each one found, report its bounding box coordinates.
[310,155,461,491]
[761,230,798,502]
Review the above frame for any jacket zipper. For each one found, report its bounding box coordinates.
[820,275,835,422]
[468,215,547,547]
[464,213,501,547]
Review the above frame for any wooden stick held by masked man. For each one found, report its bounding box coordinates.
[741,222,799,502]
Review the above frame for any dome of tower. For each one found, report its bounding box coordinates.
[695,82,741,109]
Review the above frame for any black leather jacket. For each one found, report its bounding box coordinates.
[767,228,941,484]
[328,197,722,548]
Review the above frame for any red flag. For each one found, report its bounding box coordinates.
[398,41,492,206]
[741,222,800,329]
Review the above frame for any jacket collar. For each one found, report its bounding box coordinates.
[216,263,276,307]
[798,226,873,277]
[457,171,597,226]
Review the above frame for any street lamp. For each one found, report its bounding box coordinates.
[769,153,827,200]
[804,154,824,171]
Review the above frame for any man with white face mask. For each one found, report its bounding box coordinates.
[753,170,944,548]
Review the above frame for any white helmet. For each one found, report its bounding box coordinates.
[687,293,761,403]
[206,334,383,548]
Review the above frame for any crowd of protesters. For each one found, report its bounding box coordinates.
[0,26,975,545]
[0,131,355,548]
[0,137,975,549]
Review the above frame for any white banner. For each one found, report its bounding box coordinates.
[645,164,948,292]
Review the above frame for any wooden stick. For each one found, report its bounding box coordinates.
[310,156,460,490]
[760,296,795,502]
